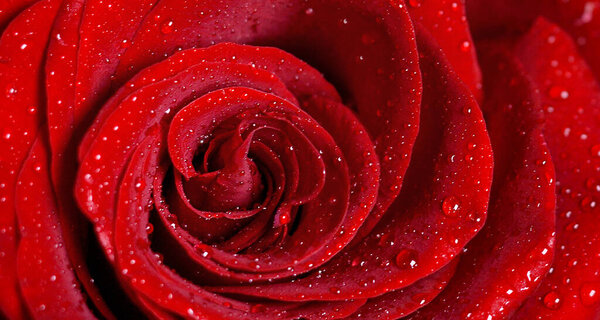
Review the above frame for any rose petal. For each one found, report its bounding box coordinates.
[0,0,37,32]
[408,40,557,319]
[467,0,600,80]
[0,1,61,318]
[15,137,95,319]
[408,0,482,99]
[347,259,458,320]
[511,18,600,319]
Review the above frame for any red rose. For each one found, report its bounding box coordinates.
[1,0,599,319]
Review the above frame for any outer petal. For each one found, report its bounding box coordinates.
[15,137,96,319]
[0,0,61,318]
[467,0,600,81]
[512,18,600,319]
[407,0,482,99]
[0,0,37,32]
[347,259,458,320]
[407,41,557,319]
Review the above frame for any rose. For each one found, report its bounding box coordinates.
[1,0,599,319]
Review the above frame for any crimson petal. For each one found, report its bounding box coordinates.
[347,259,458,320]
[0,1,61,318]
[407,40,557,319]
[511,18,600,319]
[407,0,482,99]
[16,137,96,319]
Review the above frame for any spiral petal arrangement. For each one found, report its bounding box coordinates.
[1,0,600,319]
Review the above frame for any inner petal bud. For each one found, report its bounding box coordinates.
[184,132,264,212]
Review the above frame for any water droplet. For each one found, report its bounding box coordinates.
[580,196,596,211]
[412,293,429,305]
[395,248,418,269]
[194,243,213,258]
[548,86,569,100]
[329,287,341,294]
[565,222,579,231]
[543,290,562,310]
[5,86,16,98]
[580,282,600,306]
[146,223,154,234]
[442,196,461,217]
[586,178,600,192]
[377,233,390,246]
[305,8,314,15]
[160,20,174,34]
[134,178,145,191]
[2,128,11,140]
[460,40,471,52]
[568,258,578,267]
[591,144,600,158]
[278,212,290,225]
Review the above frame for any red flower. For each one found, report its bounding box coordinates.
[0,0,599,319]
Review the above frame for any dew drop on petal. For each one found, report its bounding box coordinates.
[134,177,145,191]
[194,243,213,258]
[145,223,154,234]
[160,20,174,34]
[548,85,569,100]
[543,290,562,310]
[580,196,597,211]
[442,196,461,217]
[278,212,290,225]
[591,144,600,158]
[395,248,418,269]
[580,282,600,306]
[2,128,11,140]
[460,40,471,52]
